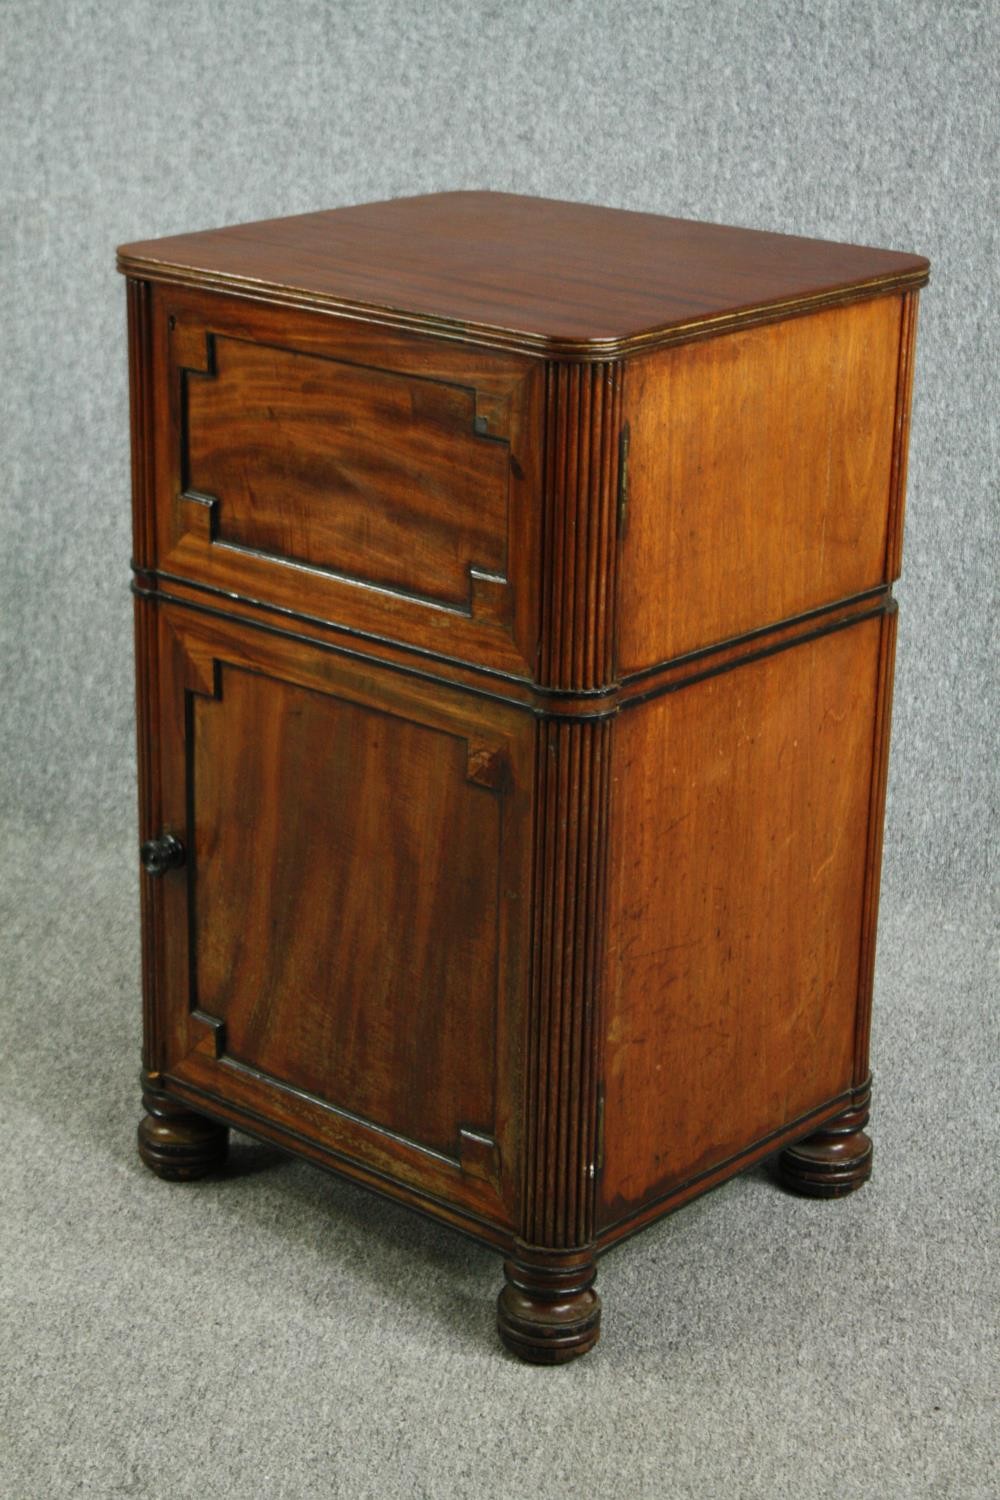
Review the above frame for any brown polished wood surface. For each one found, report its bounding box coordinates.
[146,600,529,1227]
[185,334,511,609]
[602,616,884,1230]
[193,669,505,1156]
[618,295,909,669]
[119,190,928,355]
[122,193,926,1364]
[153,286,541,678]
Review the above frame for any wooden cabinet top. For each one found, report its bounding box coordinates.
[118,190,928,359]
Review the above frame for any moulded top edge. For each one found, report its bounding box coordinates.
[116,253,929,363]
[117,191,930,360]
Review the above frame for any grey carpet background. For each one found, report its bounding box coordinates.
[1,2,996,1497]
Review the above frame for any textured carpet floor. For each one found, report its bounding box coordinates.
[0,820,995,1500]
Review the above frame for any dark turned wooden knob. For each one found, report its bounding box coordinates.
[140,833,185,875]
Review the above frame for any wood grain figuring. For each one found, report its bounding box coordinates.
[148,600,532,1224]
[618,592,890,708]
[600,617,882,1228]
[119,192,929,357]
[164,1071,514,1249]
[122,196,928,1363]
[618,295,904,671]
[594,1091,855,1251]
[539,362,622,690]
[135,565,888,723]
[153,284,542,678]
[523,718,610,1249]
[184,333,510,610]
[191,664,501,1156]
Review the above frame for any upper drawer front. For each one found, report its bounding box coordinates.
[148,285,543,676]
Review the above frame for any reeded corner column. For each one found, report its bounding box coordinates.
[498,361,622,1363]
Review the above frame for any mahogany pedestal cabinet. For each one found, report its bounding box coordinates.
[119,193,928,1363]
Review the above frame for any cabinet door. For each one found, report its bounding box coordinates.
[139,602,533,1231]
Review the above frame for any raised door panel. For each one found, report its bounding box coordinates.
[618,294,913,672]
[150,285,543,677]
[185,336,509,609]
[145,602,533,1229]
[600,617,885,1233]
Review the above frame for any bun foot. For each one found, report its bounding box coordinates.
[776,1081,873,1198]
[137,1074,228,1181]
[497,1244,600,1364]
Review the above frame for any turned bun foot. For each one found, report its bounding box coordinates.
[497,1244,601,1364]
[776,1081,873,1198]
[138,1074,228,1181]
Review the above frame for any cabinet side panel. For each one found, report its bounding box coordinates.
[600,620,882,1228]
[618,296,904,671]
